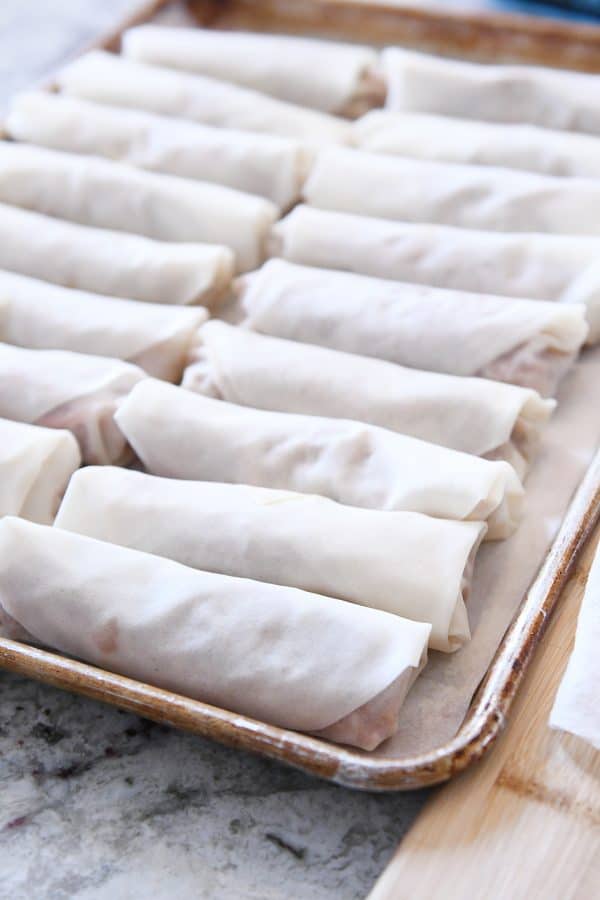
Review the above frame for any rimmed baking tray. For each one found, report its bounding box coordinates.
[1,0,599,791]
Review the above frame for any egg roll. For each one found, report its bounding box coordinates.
[55,466,486,652]
[232,259,587,396]
[270,205,600,343]
[0,517,430,750]
[0,342,144,464]
[0,269,207,382]
[122,26,384,116]
[303,147,600,236]
[115,379,523,539]
[0,417,80,524]
[354,110,600,179]
[0,141,277,272]
[57,51,352,146]
[382,47,600,135]
[182,322,553,477]
[0,202,233,307]
[6,92,311,210]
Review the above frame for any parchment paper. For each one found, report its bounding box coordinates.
[378,346,600,756]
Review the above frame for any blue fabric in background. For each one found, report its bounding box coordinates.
[493,0,600,22]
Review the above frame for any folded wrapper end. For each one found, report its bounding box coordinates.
[194,247,236,311]
[37,385,138,466]
[338,66,388,120]
[131,309,210,384]
[477,462,525,541]
[446,598,470,653]
[212,275,252,326]
[133,336,193,385]
[169,289,243,376]
[231,274,250,301]
[266,226,284,260]
[477,306,589,398]
[257,225,278,278]
[240,198,281,276]
[18,431,82,526]
[289,144,317,210]
[427,519,485,653]
[478,338,576,398]
[441,519,488,652]
[180,338,225,399]
[484,395,555,482]
[312,642,428,751]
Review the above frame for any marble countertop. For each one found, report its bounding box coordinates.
[0,3,428,897]
[1,672,426,899]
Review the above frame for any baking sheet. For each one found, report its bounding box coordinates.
[1,0,600,790]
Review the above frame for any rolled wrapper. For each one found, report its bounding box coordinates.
[353,110,600,179]
[115,379,524,540]
[6,92,312,211]
[232,260,588,396]
[55,467,486,651]
[0,202,233,308]
[122,26,384,116]
[0,269,207,382]
[57,51,353,147]
[0,517,431,750]
[182,321,553,478]
[0,418,80,523]
[382,47,600,135]
[0,343,145,464]
[0,142,277,273]
[270,206,600,343]
[303,147,600,236]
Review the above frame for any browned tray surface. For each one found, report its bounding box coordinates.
[1,0,599,791]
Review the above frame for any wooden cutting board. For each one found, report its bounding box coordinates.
[369,523,600,900]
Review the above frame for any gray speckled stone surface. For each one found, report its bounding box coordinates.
[1,673,427,900]
[0,2,428,897]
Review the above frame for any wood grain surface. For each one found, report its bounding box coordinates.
[369,523,600,900]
